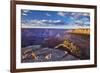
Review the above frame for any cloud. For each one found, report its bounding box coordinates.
[71,13,81,19]
[70,12,90,26]
[41,20,48,22]
[71,13,76,16]
[57,12,90,22]
[57,12,66,17]
[22,19,64,27]
[22,13,27,16]
[81,17,90,21]
[84,21,90,25]
[53,20,61,23]
[23,10,30,13]
[22,19,89,28]
[21,10,30,16]
[70,12,90,19]
[82,13,90,17]
[32,20,62,24]
[21,11,90,28]
[46,13,51,16]
[74,20,83,25]
[74,19,90,26]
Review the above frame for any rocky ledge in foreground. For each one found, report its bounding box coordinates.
[21,45,79,63]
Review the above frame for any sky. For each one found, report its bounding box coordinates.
[21,9,90,29]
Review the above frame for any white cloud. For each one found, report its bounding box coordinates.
[23,10,30,13]
[22,19,89,29]
[48,20,52,23]
[81,17,89,21]
[71,13,76,16]
[70,12,90,19]
[57,12,90,19]
[75,20,83,24]
[22,10,30,16]
[84,21,90,25]
[72,13,81,19]
[82,13,90,16]
[47,20,62,23]
[22,13,27,16]
[57,12,66,17]
[53,20,61,23]
[46,13,51,16]
[22,19,63,27]
[41,20,48,22]
[33,19,62,23]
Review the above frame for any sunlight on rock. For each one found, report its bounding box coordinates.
[64,51,68,54]
[45,53,52,60]
[31,52,37,60]
[55,39,81,57]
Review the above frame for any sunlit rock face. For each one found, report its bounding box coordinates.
[71,28,90,35]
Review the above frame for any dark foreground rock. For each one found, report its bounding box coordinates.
[21,45,79,63]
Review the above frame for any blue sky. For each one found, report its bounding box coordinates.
[21,9,90,28]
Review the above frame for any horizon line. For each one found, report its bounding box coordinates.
[21,25,90,29]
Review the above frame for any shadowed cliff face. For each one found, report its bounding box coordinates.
[21,28,90,63]
[21,28,65,48]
